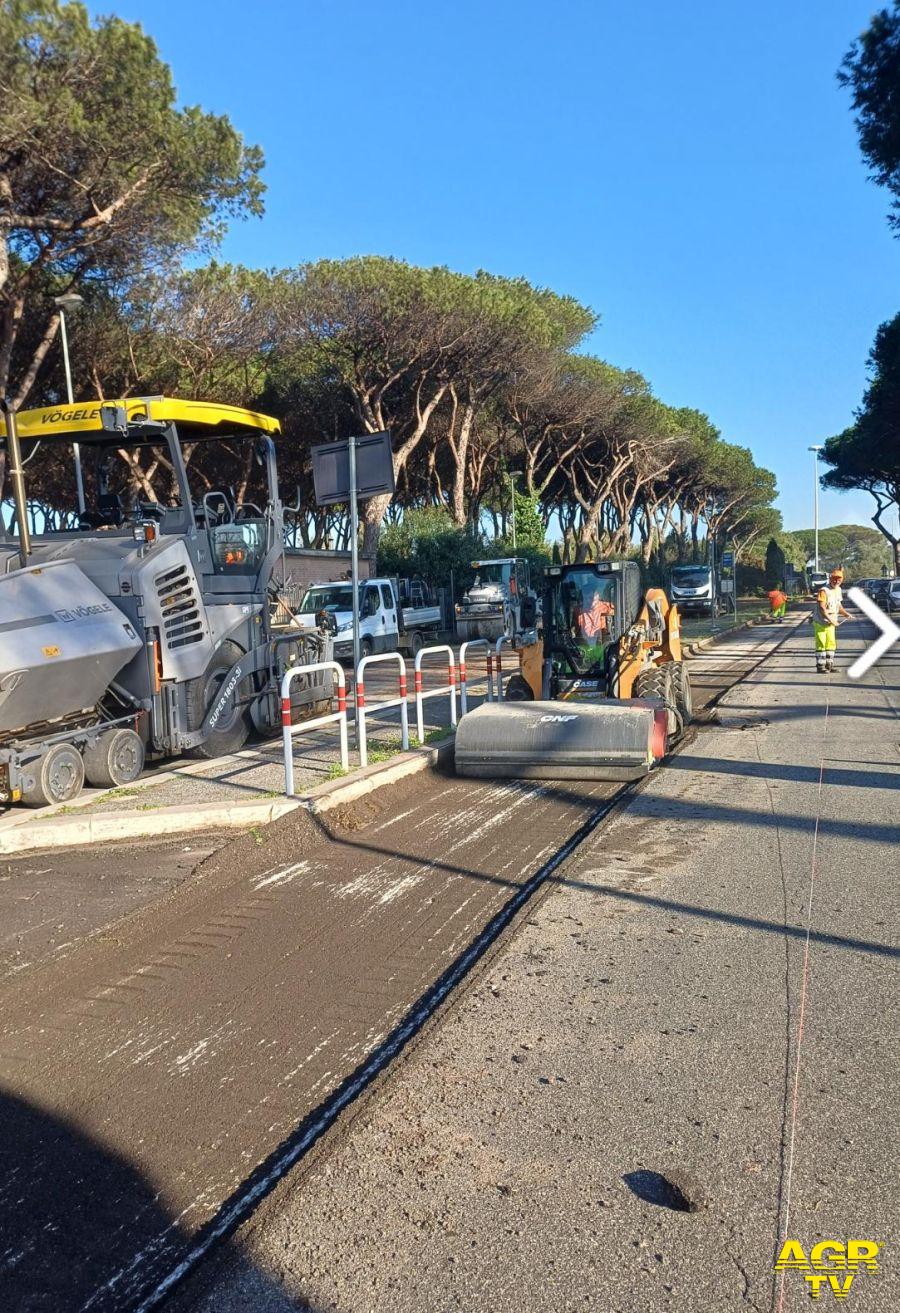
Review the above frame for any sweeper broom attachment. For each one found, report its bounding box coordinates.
[454,698,668,780]
[454,561,691,783]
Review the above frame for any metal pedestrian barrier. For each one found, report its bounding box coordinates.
[494,634,516,700]
[414,644,457,744]
[356,652,409,769]
[281,660,348,797]
[458,638,494,715]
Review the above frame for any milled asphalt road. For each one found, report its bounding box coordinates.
[1,613,873,1313]
[178,615,898,1313]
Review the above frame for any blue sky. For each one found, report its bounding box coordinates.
[108,0,897,535]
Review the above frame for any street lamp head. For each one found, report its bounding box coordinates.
[53,292,84,314]
[808,445,823,454]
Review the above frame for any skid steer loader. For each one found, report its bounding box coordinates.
[455,560,691,781]
[0,397,333,806]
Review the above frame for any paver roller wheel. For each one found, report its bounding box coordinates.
[20,743,85,807]
[83,728,145,788]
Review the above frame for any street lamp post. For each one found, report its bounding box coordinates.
[54,292,85,514]
[808,445,823,572]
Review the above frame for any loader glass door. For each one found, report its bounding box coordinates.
[554,569,619,674]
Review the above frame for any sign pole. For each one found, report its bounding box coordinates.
[709,526,718,633]
[348,434,361,726]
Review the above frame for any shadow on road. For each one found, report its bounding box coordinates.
[0,1088,311,1312]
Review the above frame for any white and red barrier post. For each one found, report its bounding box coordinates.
[281,660,348,797]
[414,645,457,744]
[355,651,409,769]
[458,638,494,715]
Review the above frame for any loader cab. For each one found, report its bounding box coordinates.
[543,561,642,689]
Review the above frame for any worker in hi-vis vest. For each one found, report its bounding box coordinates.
[813,567,849,673]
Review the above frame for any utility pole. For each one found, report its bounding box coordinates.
[54,293,85,514]
[808,445,823,572]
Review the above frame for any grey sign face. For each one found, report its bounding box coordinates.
[311,432,396,505]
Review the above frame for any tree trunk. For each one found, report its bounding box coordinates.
[361,490,392,557]
[451,400,476,527]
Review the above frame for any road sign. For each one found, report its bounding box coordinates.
[311,431,395,506]
[310,431,395,718]
[846,588,900,679]
[721,550,734,569]
[720,578,734,594]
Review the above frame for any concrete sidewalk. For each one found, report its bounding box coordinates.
[189,613,898,1311]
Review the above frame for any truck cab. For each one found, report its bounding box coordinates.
[669,564,717,616]
[295,576,442,659]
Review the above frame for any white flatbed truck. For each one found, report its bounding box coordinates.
[294,576,444,658]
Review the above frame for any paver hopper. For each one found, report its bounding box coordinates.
[0,561,141,734]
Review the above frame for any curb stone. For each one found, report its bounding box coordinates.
[683,608,805,658]
[0,737,455,856]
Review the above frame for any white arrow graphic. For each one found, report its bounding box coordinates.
[846,587,900,679]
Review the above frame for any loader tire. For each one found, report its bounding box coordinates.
[504,674,534,701]
[668,661,693,726]
[633,664,672,704]
[186,641,251,759]
[83,728,146,788]
[21,744,85,807]
[634,664,681,740]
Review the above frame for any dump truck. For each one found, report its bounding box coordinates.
[454,557,539,641]
[455,561,691,781]
[0,398,333,806]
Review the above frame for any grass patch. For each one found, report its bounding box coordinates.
[366,736,403,764]
[423,728,453,745]
[326,762,348,780]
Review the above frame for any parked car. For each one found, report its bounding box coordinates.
[888,579,900,613]
[866,577,893,609]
